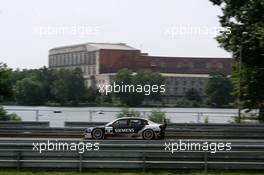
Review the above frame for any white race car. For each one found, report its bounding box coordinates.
[84,117,166,140]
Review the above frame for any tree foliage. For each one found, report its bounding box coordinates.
[14,76,45,105]
[116,107,140,118]
[0,106,20,121]
[0,63,12,101]
[206,73,233,107]
[148,109,165,123]
[114,69,165,106]
[185,88,202,102]
[209,0,264,118]
[51,68,85,105]
[11,67,87,106]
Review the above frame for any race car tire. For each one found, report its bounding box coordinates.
[92,128,104,140]
[142,129,154,140]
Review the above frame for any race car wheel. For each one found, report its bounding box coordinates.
[142,129,154,140]
[92,128,104,140]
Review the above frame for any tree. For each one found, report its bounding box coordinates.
[84,87,100,103]
[116,107,140,118]
[52,68,85,105]
[134,69,165,102]
[0,106,20,121]
[13,76,45,105]
[114,69,136,106]
[185,88,202,102]
[206,73,233,107]
[209,0,264,119]
[0,63,12,101]
[148,109,165,123]
[114,69,165,106]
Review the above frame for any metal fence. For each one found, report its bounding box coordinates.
[5,108,256,127]
[1,122,264,139]
[0,139,263,171]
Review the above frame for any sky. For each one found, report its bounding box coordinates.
[0,0,231,69]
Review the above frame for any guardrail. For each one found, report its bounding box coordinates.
[5,108,251,124]
[0,121,50,128]
[0,139,263,171]
[1,122,264,139]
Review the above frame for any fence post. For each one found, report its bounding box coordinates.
[79,153,83,172]
[35,110,39,122]
[16,151,21,171]
[143,111,147,119]
[89,111,93,122]
[197,112,201,123]
[204,151,208,172]
[142,151,146,172]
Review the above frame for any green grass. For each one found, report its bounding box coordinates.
[0,171,264,175]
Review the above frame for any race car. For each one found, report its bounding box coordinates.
[84,117,166,140]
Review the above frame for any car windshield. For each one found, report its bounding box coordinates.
[105,121,114,126]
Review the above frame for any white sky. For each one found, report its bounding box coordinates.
[0,0,230,69]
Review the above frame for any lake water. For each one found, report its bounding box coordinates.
[3,106,244,127]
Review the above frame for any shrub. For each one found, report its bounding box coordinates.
[148,109,165,123]
[0,106,21,121]
[116,107,140,118]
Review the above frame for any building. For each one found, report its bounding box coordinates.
[49,42,233,103]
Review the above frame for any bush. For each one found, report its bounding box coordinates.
[148,109,165,123]
[0,106,21,121]
[116,107,140,118]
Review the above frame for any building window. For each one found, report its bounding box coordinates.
[81,53,85,64]
[85,53,89,64]
[92,66,96,74]
[88,53,92,64]
[87,66,90,75]
[73,53,76,65]
[69,54,72,65]
[66,54,69,65]
[174,88,178,95]
[63,55,66,65]
[54,57,57,66]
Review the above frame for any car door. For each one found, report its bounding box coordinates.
[112,119,134,137]
[129,119,146,133]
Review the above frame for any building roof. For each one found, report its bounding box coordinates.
[87,43,137,50]
[49,42,137,54]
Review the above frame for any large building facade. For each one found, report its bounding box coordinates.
[49,42,233,103]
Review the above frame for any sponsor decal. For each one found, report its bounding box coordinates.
[115,128,134,133]
[105,127,113,134]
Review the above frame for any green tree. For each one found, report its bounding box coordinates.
[13,76,45,105]
[85,87,98,102]
[148,109,165,123]
[0,106,21,121]
[209,0,264,119]
[206,73,233,107]
[134,69,165,102]
[185,88,202,102]
[114,69,165,106]
[116,107,140,118]
[52,68,85,105]
[0,63,12,101]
